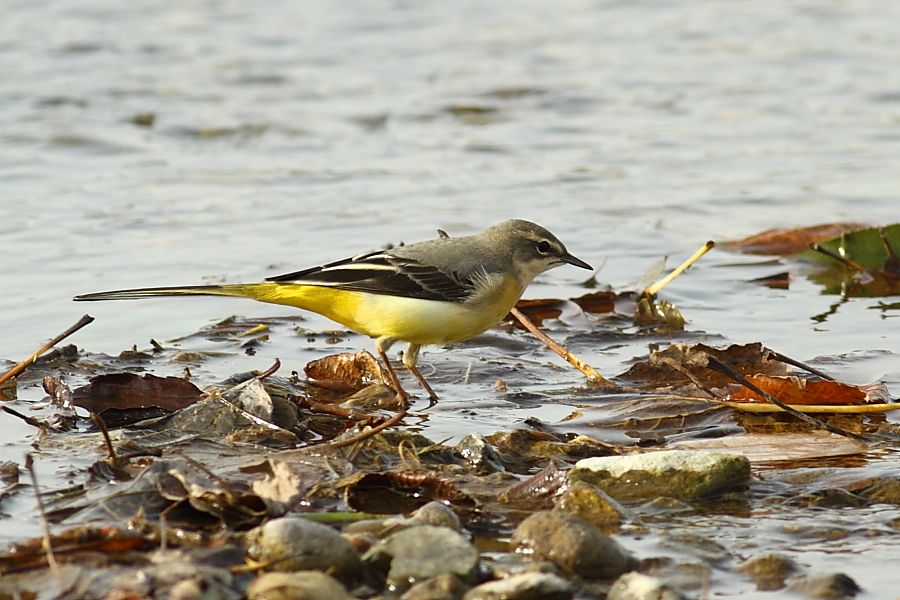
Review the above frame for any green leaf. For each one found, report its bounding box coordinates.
[797,223,900,271]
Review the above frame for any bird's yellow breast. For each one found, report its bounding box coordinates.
[239,276,523,344]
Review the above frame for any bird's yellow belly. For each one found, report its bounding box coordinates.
[250,280,522,344]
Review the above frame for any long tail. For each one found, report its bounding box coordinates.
[74,284,261,302]
[74,282,363,333]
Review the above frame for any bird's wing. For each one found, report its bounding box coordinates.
[265,251,477,302]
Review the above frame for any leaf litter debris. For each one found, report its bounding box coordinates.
[1,226,899,599]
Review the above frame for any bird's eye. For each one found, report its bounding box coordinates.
[536,240,552,254]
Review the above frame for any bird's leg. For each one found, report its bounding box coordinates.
[376,337,408,405]
[402,343,439,405]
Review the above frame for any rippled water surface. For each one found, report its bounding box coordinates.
[2,1,899,597]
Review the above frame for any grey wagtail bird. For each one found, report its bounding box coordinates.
[74,219,591,404]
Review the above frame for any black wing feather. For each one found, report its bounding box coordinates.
[265,252,476,302]
[265,250,387,282]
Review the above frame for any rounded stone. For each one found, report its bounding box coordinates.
[463,572,573,600]
[246,571,354,600]
[569,450,751,501]
[554,480,628,529]
[788,573,861,599]
[739,554,798,591]
[608,572,687,600]
[408,501,461,530]
[245,517,362,582]
[363,525,479,591]
[510,511,636,580]
[400,573,469,600]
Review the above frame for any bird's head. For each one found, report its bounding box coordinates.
[486,219,592,283]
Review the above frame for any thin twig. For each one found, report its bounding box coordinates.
[724,402,900,414]
[300,397,382,423]
[643,241,715,298]
[319,410,408,450]
[254,358,281,379]
[767,350,835,381]
[90,411,118,464]
[706,356,873,442]
[0,315,95,387]
[1,405,48,429]
[510,307,617,389]
[25,453,58,570]
[810,243,868,273]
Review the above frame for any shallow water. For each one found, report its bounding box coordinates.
[2,0,899,596]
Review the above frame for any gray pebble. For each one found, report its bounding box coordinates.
[245,518,361,582]
[463,572,573,600]
[401,572,468,600]
[554,480,629,529]
[608,572,687,600]
[246,571,354,600]
[364,525,479,591]
[408,501,461,530]
[510,511,636,580]
[739,553,798,591]
[455,433,506,474]
[789,573,861,599]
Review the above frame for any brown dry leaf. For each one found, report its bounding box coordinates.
[730,375,870,405]
[157,460,267,527]
[0,526,146,575]
[246,459,306,506]
[498,461,567,504]
[304,350,386,391]
[722,222,868,255]
[508,291,623,328]
[345,471,477,514]
[619,343,789,391]
[509,298,571,327]
[670,432,867,464]
[572,291,618,314]
[72,373,204,414]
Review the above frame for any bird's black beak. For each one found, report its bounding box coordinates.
[562,252,592,270]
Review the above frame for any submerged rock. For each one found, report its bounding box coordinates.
[789,573,861,599]
[401,573,469,600]
[510,511,636,579]
[569,450,750,501]
[246,571,354,600]
[245,518,361,582]
[858,476,900,505]
[363,525,479,591]
[409,500,462,530]
[455,433,506,474]
[463,572,573,600]
[344,500,461,539]
[739,553,798,591]
[554,480,629,529]
[607,572,687,600]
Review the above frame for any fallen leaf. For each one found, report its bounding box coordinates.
[670,432,867,464]
[246,459,307,507]
[345,471,476,514]
[0,526,146,575]
[799,223,900,272]
[730,375,872,405]
[722,223,868,255]
[508,291,627,328]
[618,343,789,390]
[73,373,204,414]
[304,350,386,391]
[498,461,567,504]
